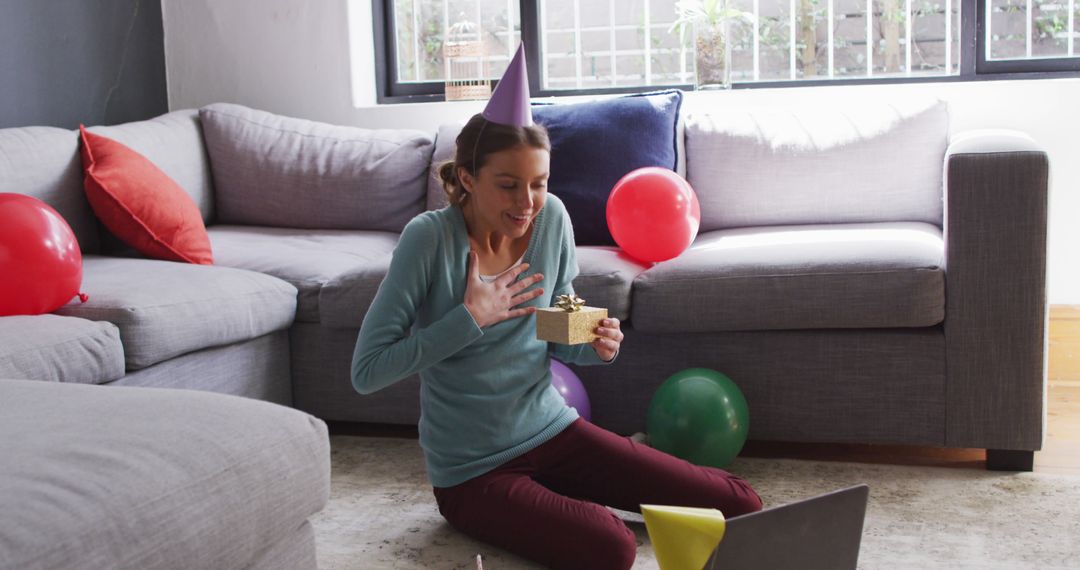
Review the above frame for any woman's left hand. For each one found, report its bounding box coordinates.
[592,318,623,363]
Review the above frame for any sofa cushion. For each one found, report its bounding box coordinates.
[685,98,948,232]
[0,126,99,253]
[79,127,214,265]
[315,258,393,330]
[0,315,124,384]
[54,256,297,370]
[200,103,434,232]
[87,109,215,224]
[208,225,400,323]
[0,379,329,569]
[632,222,945,333]
[532,90,683,246]
[574,246,650,322]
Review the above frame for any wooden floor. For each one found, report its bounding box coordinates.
[1037,306,1080,475]
[331,306,1080,474]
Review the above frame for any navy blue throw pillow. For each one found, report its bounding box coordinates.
[533,90,683,246]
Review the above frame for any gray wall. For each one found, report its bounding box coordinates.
[0,0,167,129]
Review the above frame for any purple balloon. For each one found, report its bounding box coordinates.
[550,360,591,421]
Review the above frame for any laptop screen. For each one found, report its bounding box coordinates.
[706,484,869,570]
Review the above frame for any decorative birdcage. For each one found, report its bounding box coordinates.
[443,18,491,101]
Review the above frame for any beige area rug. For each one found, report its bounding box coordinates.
[312,436,1080,569]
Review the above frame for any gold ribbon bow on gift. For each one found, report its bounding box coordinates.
[554,294,586,312]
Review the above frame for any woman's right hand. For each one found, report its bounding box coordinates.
[463,251,545,328]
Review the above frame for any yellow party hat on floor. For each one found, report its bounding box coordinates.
[641,504,727,570]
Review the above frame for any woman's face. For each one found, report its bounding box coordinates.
[460,145,550,239]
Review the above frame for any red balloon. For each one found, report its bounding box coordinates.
[0,193,85,316]
[606,167,701,263]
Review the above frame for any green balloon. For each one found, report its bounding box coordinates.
[646,368,749,468]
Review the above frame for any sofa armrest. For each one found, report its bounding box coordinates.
[943,129,1049,451]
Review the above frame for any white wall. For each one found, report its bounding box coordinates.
[162,0,1080,304]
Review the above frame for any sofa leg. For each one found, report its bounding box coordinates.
[986,449,1034,471]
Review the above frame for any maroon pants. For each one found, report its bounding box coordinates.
[433,418,762,570]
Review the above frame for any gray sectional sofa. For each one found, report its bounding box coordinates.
[423,97,1049,471]
[0,97,1048,487]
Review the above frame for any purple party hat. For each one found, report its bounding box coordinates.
[481,43,532,127]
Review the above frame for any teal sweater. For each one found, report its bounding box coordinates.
[351,194,615,488]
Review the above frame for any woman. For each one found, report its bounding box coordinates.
[351,114,761,569]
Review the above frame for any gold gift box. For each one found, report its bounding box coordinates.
[535,306,608,345]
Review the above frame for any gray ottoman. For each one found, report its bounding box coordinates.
[0,379,330,569]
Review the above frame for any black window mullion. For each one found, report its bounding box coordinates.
[962,0,979,77]
[521,0,542,98]
[372,0,392,101]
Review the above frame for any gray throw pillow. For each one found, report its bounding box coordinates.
[686,97,949,231]
[199,103,435,232]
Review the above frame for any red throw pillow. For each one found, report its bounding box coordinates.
[79,126,213,265]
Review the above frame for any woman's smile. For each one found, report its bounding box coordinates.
[507,212,531,226]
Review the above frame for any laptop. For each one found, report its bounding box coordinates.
[705,484,869,570]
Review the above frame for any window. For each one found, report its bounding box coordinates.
[384,0,521,88]
[980,0,1080,71]
[372,0,1080,102]
[537,1,692,90]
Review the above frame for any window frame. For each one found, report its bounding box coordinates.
[372,0,1080,104]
